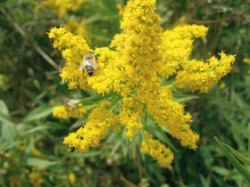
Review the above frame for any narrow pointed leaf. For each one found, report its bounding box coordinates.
[215,137,250,184]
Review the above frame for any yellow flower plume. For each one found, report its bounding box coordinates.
[48,0,235,166]
[63,101,118,152]
[52,101,86,120]
[48,27,91,90]
[39,0,86,18]
[141,132,174,166]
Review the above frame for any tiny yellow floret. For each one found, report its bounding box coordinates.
[68,172,76,185]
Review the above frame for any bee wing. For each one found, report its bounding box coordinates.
[79,61,85,70]
[66,103,77,108]
[83,60,98,69]
[65,99,80,108]
[91,60,98,69]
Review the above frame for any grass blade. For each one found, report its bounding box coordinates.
[215,137,250,184]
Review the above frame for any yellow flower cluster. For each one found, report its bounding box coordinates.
[28,170,44,187]
[1,150,44,187]
[65,19,89,41]
[63,101,118,152]
[68,172,76,185]
[143,86,199,149]
[119,97,143,138]
[116,3,124,17]
[52,101,86,119]
[175,53,235,93]
[48,27,91,90]
[141,132,174,166]
[40,0,86,18]
[159,25,208,77]
[49,0,235,165]
[243,58,250,64]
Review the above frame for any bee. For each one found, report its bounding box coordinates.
[64,99,80,108]
[79,52,98,76]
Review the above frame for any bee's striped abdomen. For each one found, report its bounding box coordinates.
[85,65,94,76]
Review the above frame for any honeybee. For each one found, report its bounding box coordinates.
[64,99,80,108]
[79,52,98,76]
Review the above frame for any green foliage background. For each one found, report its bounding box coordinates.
[0,0,250,186]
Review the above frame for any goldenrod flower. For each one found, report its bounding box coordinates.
[68,172,76,185]
[219,82,226,90]
[116,3,124,17]
[159,25,208,77]
[48,0,235,165]
[243,58,250,65]
[52,102,86,119]
[10,176,22,187]
[31,147,42,157]
[28,170,44,187]
[65,19,89,41]
[39,0,86,18]
[175,52,235,93]
[3,161,10,169]
[141,132,174,166]
[63,101,118,152]
[119,97,143,137]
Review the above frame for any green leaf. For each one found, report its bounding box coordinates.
[66,150,100,158]
[224,115,246,149]
[211,166,231,176]
[24,104,52,122]
[155,128,179,153]
[22,123,59,136]
[200,175,210,187]
[0,112,16,140]
[0,0,18,8]
[0,140,16,150]
[174,94,199,103]
[21,175,30,187]
[26,158,58,170]
[110,138,122,157]
[70,118,87,130]
[215,137,250,184]
[81,93,113,106]
[0,111,12,125]
[0,100,9,116]
[222,144,250,166]
[24,136,34,155]
[144,115,179,152]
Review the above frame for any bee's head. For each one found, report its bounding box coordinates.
[84,52,95,61]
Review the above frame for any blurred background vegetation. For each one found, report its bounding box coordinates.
[0,0,250,186]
